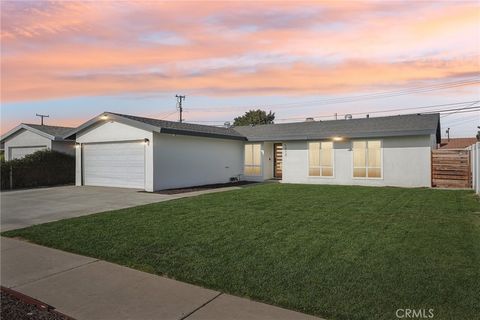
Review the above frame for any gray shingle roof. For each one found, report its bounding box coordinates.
[66,112,440,142]
[108,112,246,140]
[24,124,75,139]
[233,113,440,141]
[1,123,75,143]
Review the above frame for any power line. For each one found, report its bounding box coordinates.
[168,100,480,126]
[440,101,480,118]
[278,100,480,121]
[160,110,178,120]
[187,78,480,112]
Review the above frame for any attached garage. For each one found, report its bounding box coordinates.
[68,112,246,192]
[83,141,146,189]
[9,146,47,160]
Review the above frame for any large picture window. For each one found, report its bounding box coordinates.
[244,144,262,176]
[308,141,333,177]
[353,140,382,178]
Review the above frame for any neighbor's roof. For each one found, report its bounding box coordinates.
[233,113,441,142]
[1,123,75,143]
[65,112,246,141]
[439,137,477,149]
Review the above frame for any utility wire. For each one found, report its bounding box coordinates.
[187,78,480,112]
[440,101,480,118]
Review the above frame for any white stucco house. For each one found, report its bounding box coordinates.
[0,124,75,160]
[66,112,440,191]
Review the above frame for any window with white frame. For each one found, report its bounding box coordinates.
[353,140,382,178]
[244,144,262,176]
[308,141,334,177]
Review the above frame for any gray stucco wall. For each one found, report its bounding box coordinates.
[280,135,432,188]
[153,132,244,190]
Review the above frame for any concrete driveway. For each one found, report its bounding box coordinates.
[0,186,177,232]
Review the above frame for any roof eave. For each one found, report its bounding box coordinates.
[63,112,161,139]
[0,124,57,142]
[159,127,247,141]
[244,129,437,142]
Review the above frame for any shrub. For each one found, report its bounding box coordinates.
[1,150,75,190]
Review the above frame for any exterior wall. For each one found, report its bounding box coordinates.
[75,121,154,191]
[281,135,433,188]
[51,141,76,156]
[4,129,52,160]
[153,132,243,190]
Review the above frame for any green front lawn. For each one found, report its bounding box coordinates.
[3,184,479,320]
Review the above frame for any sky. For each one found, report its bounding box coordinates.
[1,1,479,138]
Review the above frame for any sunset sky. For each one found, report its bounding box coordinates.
[1,1,479,137]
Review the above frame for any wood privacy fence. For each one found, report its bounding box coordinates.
[431,149,471,188]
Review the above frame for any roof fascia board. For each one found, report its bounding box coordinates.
[159,128,246,141]
[0,124,56,142]
[244,129,436,142]
[63,112,160,139]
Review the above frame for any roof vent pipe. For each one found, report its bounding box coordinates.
[305,117,315,122]
[366,114,370,119]
[345,114,353,120]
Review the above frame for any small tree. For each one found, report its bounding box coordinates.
[233,109,275,126]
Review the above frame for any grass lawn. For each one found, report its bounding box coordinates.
[3,184,480,320]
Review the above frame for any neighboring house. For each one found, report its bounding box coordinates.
[66,112,440,191]
[439,137,477,149]
[0,124,75,160]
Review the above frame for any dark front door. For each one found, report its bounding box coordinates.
[274,143,283,179]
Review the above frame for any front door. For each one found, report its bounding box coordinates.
[274,143,283,179]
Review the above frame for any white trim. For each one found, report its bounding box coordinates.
[1,124,56,142]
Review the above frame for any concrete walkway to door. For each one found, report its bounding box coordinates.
[1,185,240,232]
[1,237,322,320]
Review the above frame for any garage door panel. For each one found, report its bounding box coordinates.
[83,142,145,189]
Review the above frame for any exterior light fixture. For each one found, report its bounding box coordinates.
[74,143,81,149]
[143,138,150,145]
[100,114,109,120]
[332,136,343,141]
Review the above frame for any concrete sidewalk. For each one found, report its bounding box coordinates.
[1,237,322,320]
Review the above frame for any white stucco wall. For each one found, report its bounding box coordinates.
[75,121,154,191]
[281,135,433,188]
[4,129,52,160]
[153,132,244,190]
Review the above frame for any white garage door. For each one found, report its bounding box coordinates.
[10,146,47,160]
[83,142,145,189]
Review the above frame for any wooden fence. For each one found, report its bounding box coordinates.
[431,149,471,188]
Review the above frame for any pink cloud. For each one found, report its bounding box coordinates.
[1,1,479,103]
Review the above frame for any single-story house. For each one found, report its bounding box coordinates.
[66,112,440,191]
[0,124,75,160]
[439,137,477,149]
